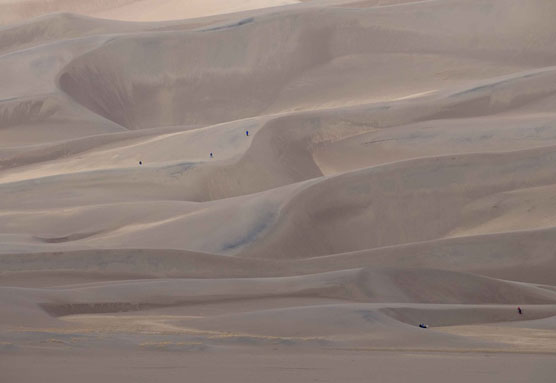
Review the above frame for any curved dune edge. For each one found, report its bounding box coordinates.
[1,0,556,364]
[0,0,302,25]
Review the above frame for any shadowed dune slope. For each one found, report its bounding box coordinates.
[56,2,556,130]
[2,0,556,363]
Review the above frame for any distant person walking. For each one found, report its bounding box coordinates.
[246,130,249,136]
[517,306,522,315]
[139,160,142,165]
[210,152,213,158]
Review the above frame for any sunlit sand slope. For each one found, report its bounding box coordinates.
[2,0,556,381]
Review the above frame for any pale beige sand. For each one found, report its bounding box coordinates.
[0,0,301,24]
[1,0,556,381]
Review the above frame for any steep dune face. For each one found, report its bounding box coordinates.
[2,0,556,373]
[244,147,556,258]
[57,24,313,129]
[56,1,556,130]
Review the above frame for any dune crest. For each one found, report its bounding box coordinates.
[2,0,556,381]
[0,0,301,24]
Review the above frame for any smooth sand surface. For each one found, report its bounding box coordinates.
[1,0,556,381]
[0,0,301,24]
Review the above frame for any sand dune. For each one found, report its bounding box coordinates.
[2,0,556,381]
[0,0,301,24]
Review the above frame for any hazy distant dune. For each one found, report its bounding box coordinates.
[0,0,301,24]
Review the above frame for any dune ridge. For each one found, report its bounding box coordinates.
[1,0,556,381]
